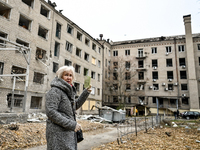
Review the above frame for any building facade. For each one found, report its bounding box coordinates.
[0,0,102,114]
[0,0,199,115]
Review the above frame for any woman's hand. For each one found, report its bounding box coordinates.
[75,123,81,132]
[86,85,92,92]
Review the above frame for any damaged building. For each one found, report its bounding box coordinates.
[0,0,199,116]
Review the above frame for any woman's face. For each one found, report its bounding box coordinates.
[62,70,73,84]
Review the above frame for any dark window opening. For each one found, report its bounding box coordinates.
[74,82,80,92]
[113,72,118,80]
[152,59,158,67]
[126,61,130,69]
[138,84,145,90]
[126,84,131,90]
[125,72,130,80]
[151,47,157,54]
[40,5,49,18]
[198,44,200,51]
[98,74,100,82]
[125,50,130,56]
[22,0,34,8]
[138,60,143,68]
[138,72,144,80]
[56,22,61,39]
[91,71,95,79]
[113,51,118,56]
[77,32,82,41]
[168,84,173,90]
[0,32,7,47]
[92,43,96,51]
[65,59,72,66]
[113,96,118,103]
[152,97,156,103]
[167,71,173,79]
[178,45,185,52]
[54,42,60,57]
[152,71,158,79]
[170,99,176,105]
[30,96,42,109]
[75,64,81,73]
[76,47,81,57]
[166,46,172,53]
[84,68,88,76]
[85,38,90,46]
[113,84,118,90]
[38,26,48,39]
[0,62,4,74]
[153,84,159,90]
[19,15,31,30]
[11,66,26,80]
[7,94,23,108]
[180,71,187,79]
[0,4,11,19]
[53,62,58,73]
[67,24,73,35]
[181,84,188,90]
[138,49,143,57]
[179,58,186,66]
[84,53,89,61]
[16,39,29,47]
[125,96,131,103]
[166,59,173,67]
[182,98,189,105]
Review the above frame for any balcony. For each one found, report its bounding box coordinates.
[136,55,147,59]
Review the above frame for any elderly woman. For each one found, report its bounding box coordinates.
[46,66,91,150]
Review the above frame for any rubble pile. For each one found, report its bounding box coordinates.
[92,125,200,150]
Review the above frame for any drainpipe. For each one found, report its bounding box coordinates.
[174,38,180,110]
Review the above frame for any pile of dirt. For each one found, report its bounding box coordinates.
[92,125,200,149]
[0,120,106,150]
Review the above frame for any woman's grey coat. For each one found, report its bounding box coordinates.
[46,77,90,150]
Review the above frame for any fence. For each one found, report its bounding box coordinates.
[117,115,166,145]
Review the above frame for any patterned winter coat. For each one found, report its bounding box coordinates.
[45,77,90,150]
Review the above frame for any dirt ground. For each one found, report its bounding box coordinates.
[0,119,200,150]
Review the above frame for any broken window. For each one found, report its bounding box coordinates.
[98,47,101,54]
[113,84,118,90]
[85,38,90,46]
[40,4,50,18]
[30,96,42,109]
[138,97,145,104]
[181,84,188,90]
[65,59,72,66]
[113,62,118,71]
[56,22,61,39]
[38,25,48,39]
[19,14,32,30]
[138,83,145,90]
[67,24,73,35]
[91,87,95,95]
[33,72,44,84]
[125,96,131,103]
[77,31,82,41]
[179,58,186,66]
[65,41,73,53]
[53,62,58,73]
[126,84,131,90]
[74,82,80,92]
[180,71,187,79]
[113,72,118,80]
[84,68,88,76]
[152,97,156,103]
[138,60,143,68]
[167,71,173,79]
[113,50,118,56]
[91,71,95,79]
[166,46,172,53]
[153,84,159,90]
[125,72,130,80]
[16,39,29,47]
[178,45,185,52]
[170,99,176,105]
[182,98,189,105]
[22,0,34,8]
[166,59,173,67]
[92,43,96,51]
[75,64,81,73]
[0,3,11,19]
[113,96,118,103]
[54,42,60,57]
[97,88,100,95]
[152,59,158,67]
[92,57,96,65]
[126,61,130,69]
[7,94,23,108]
[198,44,200,51]
[0,31,7,47]
[125,50,130,56]
[11,66,26,80]
[152,71,158,79]
[168,84,173,90]
[76,47,81,57]
[98,60,101,68]
[84,52,89,61]
[138,49,143,57]
[35,47,46,62]
[0,62,4,74]
[151,47,157,54]
[138,72,144,80]
[98,74,100,82]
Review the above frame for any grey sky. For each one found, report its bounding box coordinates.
[52,0,200,41]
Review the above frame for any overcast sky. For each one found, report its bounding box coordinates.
[52,0,200,42]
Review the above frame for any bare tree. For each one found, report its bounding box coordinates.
[105,56,145,109]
